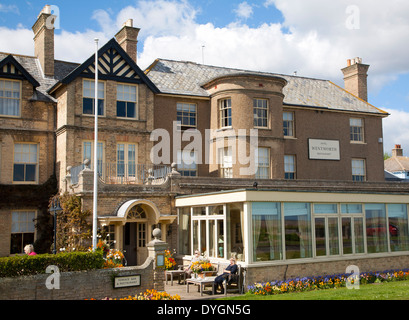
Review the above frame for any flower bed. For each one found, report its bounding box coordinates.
[247,269,409,296]
[93,289,181,300]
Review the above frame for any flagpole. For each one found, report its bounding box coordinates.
[92,38,99,251]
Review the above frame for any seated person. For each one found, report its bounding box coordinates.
[214,258,238,294]
[184,250,201,277]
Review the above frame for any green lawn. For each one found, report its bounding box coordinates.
[222,280,409,300]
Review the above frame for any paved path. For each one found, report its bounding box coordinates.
[164,281,243,300]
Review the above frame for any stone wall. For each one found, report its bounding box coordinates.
[245,254,409,285]
[0,258,158,300]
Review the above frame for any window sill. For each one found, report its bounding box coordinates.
[350,141,366,145]
[116,116,141,121]
[12,181,39,185]
[284,136,297,140]
[82,114,106,118]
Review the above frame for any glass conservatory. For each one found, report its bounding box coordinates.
[175,189,409,265]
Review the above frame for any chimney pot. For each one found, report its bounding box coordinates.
[392,144,403,157]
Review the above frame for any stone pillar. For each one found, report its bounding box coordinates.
[147,228,167,291]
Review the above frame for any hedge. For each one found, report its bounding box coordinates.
[0,251,104,277]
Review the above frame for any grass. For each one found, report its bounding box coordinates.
[221,280,409,300]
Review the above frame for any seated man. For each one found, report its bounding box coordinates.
[214,258,238,294]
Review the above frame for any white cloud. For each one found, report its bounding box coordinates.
[0,4,19,14]
[382,108,409,156]
[234,2,253,20]
[0,26,33,56]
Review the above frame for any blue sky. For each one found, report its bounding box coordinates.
[1,0,409,155]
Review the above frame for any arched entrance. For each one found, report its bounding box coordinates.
[123,205,148,265]
[99,199,177,266]
[119,200,160,266]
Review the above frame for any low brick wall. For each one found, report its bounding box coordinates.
[0,257,164,300]
[245,254,409,285]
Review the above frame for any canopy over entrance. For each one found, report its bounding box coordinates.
[99,199,176,226]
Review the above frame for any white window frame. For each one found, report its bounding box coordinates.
[117,143,137,178]
[0,79,21,117]
[82,140,105,175]
[116,83,138,119]
[283,111,295,137]
[219,98,232,128]
[219,147,233,178]
[177,150,198,176]
[177,102,197,130]
[13,143,38,184]
[350,118,364,143]
[255,147,270,179]
[284,155,296,180]
[352,158,366,181]
[253,98,268,128]
[10,210,37,254]
[82,79,105,116]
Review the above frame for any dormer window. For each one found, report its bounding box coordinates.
[0,79,20,117]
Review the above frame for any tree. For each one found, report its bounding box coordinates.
[384,152,391,160]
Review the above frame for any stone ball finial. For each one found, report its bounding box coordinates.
[83,158,90,169]
[152,228,161,240]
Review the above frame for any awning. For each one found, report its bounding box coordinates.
[99,199,177,226]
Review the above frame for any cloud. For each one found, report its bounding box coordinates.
[0,26,32,56]
[382,108,409,156]
[234,2,253,20]
[0,4,19,14]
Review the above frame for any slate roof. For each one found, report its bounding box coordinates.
[385,156,409,172]
[0,52,79,102]
[145,59,388,115]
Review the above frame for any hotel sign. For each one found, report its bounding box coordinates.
[308,139,340,160]
[114,274,141,288]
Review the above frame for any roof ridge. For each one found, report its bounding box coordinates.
[153,58,329,82]
[0,51,36,59]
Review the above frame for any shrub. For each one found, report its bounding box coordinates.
[0,251,104,277]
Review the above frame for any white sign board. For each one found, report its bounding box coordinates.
[114,275,141,288]
[308,139,340,160]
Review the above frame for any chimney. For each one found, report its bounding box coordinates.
[341,57,369,102]
[115,19,140,64]
[32,5,55,77]
[392,144,403,157]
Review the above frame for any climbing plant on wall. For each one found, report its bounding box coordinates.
[49,192,92,252]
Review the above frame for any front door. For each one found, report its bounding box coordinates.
[137,222,148,265]
[123,222,137,266]
[123,222,149,266]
